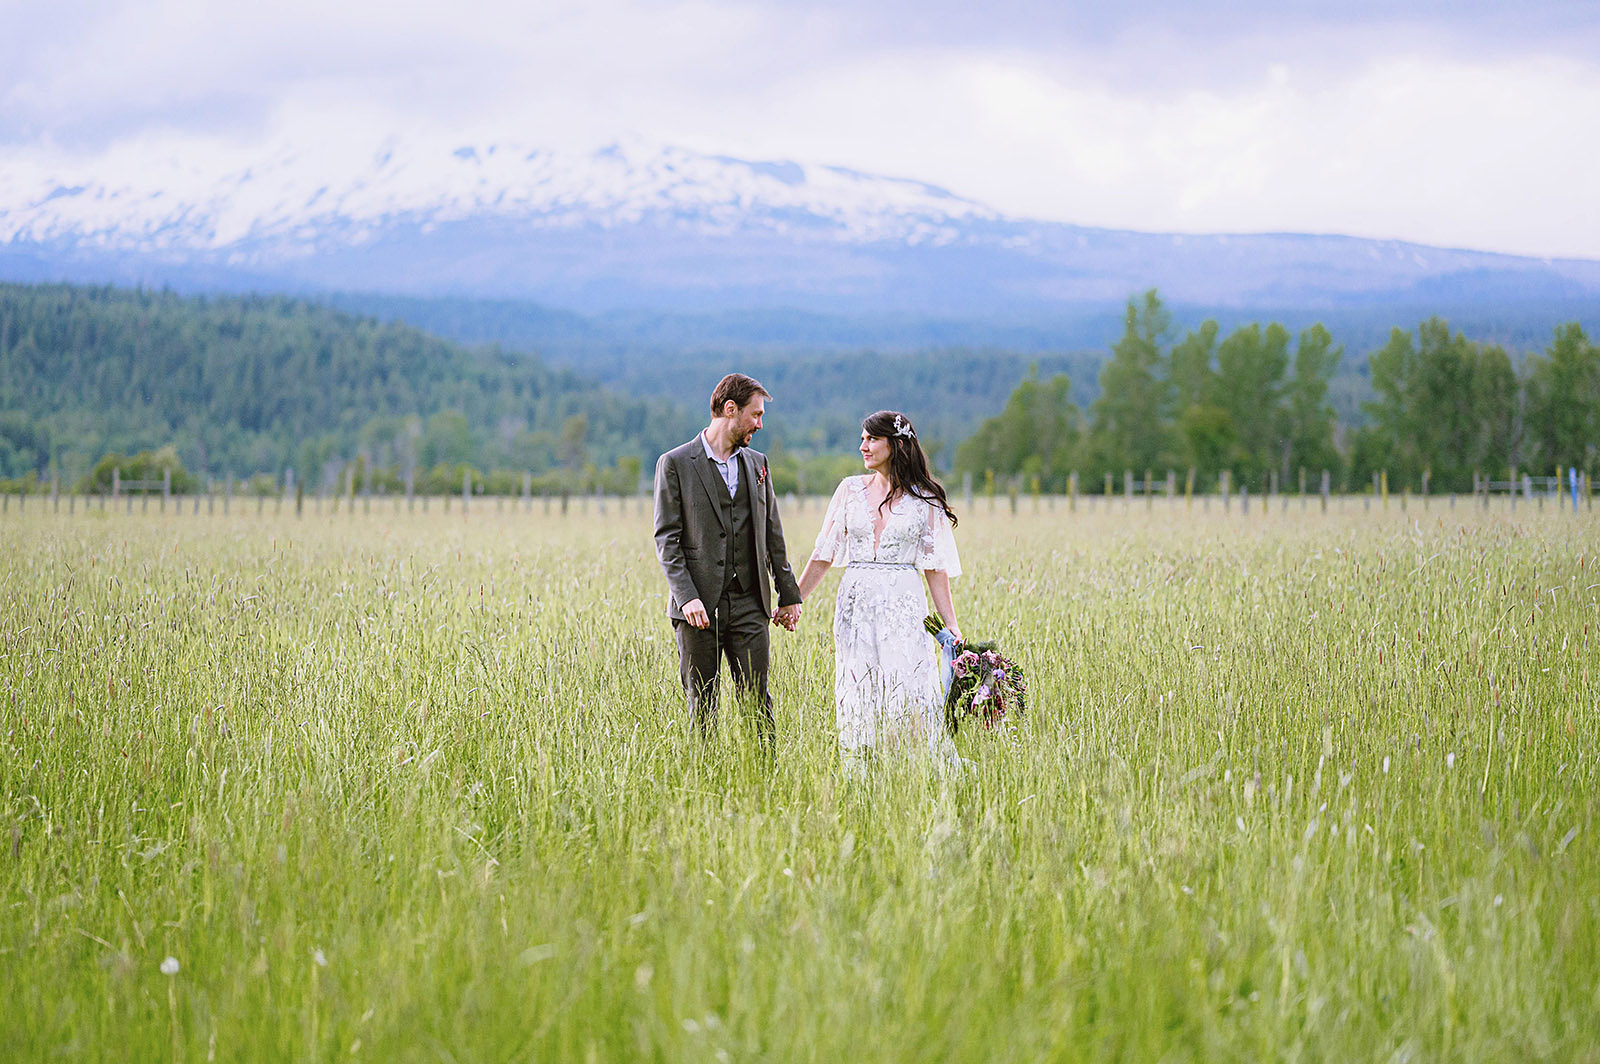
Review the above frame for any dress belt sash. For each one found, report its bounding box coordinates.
[852,560,916,570]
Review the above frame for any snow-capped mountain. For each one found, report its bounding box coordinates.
[0,136,997,252]
[2,136,1598,314]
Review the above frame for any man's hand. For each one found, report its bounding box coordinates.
[682,598,710,629]
[772,603,801,631]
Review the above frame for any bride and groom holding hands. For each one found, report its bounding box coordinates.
[653,373,964,768]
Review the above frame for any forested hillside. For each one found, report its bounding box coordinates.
[0,284,696,488]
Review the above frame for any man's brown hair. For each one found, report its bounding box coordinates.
[709,373,772,416]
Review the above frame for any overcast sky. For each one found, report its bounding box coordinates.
[4,0,1599,258]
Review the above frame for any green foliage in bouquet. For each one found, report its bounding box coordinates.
[926,615,1027,734]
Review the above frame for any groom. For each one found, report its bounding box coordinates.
[653,373,803,745]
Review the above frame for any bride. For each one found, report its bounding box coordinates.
[792,410,963,770]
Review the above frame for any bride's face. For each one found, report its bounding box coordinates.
[860,431,891,473]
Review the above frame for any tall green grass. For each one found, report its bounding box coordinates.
[2,501,1596,1061]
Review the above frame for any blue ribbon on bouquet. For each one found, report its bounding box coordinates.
[932,625,961,699]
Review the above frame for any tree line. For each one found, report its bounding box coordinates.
[957,290,1598,494]
[0,283,696,492]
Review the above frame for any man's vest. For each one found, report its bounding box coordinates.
[717,462,759,598]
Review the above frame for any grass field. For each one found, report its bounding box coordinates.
[3,498,1597,1061]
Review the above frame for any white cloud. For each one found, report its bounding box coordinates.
[682,49,1600,258]
[2,0,1599,257]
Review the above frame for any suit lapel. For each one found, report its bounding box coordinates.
[741,450,766,527]
[690,443,730,530]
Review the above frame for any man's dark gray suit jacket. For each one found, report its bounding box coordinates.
[653,437,803,622]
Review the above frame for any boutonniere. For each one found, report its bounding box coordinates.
[758,463,768,485]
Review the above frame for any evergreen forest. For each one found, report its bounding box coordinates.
[0,284,696,492]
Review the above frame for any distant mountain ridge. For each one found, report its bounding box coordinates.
[3,137,1598,316]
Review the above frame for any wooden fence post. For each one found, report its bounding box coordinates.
[1320,470,1330,513]
[1069,471,1078,513]
[1222,471,1232,513]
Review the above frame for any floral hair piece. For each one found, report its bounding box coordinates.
[892,414,915,439]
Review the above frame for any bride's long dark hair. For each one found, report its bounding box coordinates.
[862,410,958,527]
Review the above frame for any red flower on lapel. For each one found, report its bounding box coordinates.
[758,462,768,485]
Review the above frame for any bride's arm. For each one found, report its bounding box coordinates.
[925,570,961,642]
[796,558,831,601]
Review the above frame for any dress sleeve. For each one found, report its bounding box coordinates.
[916,497,961,578]
[811,478,852,567]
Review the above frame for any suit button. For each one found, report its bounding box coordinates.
[719,532,726,538]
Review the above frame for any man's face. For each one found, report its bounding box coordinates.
[729,396,764,447]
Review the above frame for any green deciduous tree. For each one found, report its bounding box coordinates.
[1085,289,1172,481]
[1365,318,1520,490]
[1524,323,1600,473]
[80,446,197,493]
[1214,322,1291,487]
[1285,324,1343,480]
[954,369,1080,490]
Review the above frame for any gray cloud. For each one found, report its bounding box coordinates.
[2,0,1598,256]
[8,0,1598,150]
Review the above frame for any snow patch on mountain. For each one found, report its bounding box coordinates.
[0,135,1000,256]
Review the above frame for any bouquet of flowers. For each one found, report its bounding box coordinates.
[925,615,1027,734]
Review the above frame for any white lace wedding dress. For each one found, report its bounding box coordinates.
[811,476,962,769]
